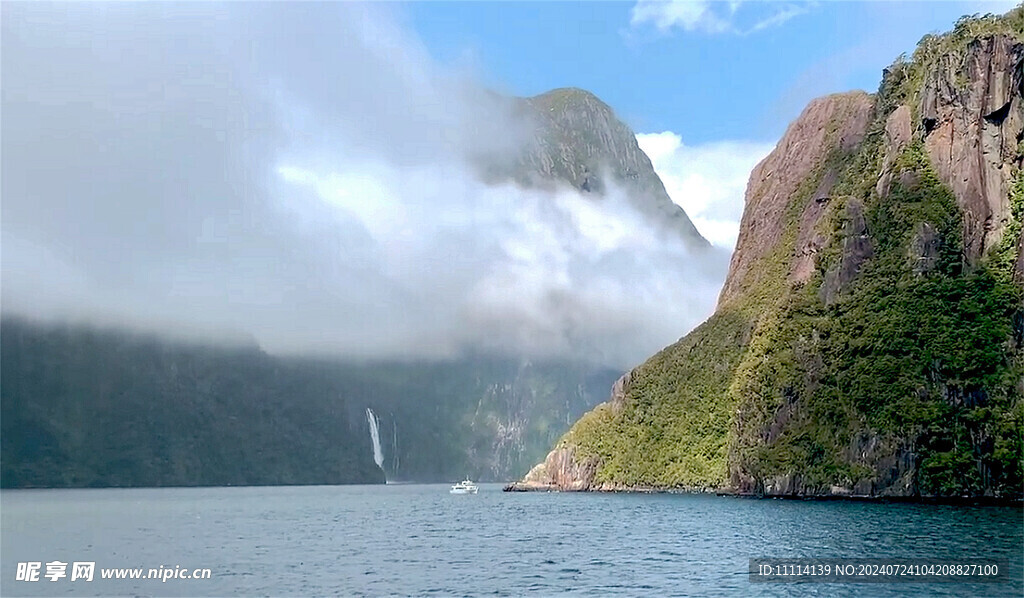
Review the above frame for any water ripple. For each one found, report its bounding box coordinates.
[1,484,1021,597]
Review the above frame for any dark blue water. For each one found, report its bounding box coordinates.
[2,484,1021,596]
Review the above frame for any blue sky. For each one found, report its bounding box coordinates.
[407,1,1014,144]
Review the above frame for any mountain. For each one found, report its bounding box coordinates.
[1,85,693,488]
[0,317,385,488]
[510,9,1024,499]
[0,316,618,487]
[494,87,710,249]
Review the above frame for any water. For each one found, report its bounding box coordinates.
[1,485,1021,597]
[365,408,385,473]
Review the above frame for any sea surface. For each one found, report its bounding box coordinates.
[1,484,1021,597]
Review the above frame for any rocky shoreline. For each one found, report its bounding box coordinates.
[502,481,685,493]
[503,441,1022,504]
[501,482,1022,505]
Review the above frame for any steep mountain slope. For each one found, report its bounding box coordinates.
[0,317,385,488]
[324,357,618,482]
[491,87,709,248]
[0,317,617,487]
[512,10,1024,499]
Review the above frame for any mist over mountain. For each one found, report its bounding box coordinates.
[2,2,724,370]
[0,2,729,488]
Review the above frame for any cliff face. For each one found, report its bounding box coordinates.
[354,357,617,483]
[507,370,633,492]
[0,317,387,488]
[511,10,1024,498]
[719,92,874,306]
[919,33,1023,263]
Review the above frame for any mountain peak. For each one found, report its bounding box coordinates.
[526,87,611,111]
[487,87,710,248]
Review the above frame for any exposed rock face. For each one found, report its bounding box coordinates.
[919,34,1024,263]
[875,105,914,198]
[1018,230,1024,283]
[731,433,917,498]
[505,445,598,491]
[909,222,942,275]
[461,361,618,481]
[495,88,709,249]
[510,10,1024,500]
[608,369,634,413]
[718,92,873,307]
[821,199,874,304]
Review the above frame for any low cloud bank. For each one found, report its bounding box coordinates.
[2,3,730,368]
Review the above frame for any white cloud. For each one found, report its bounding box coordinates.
[637,132,772,249]
[2,3,728,369]
[630,0,809,35]
[268,159,727,367]
[631,0,732,33]
[746,3,808,33]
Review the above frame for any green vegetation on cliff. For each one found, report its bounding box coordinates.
[552,9,1023,498]
[564,312,751,487]
[0,318,385,488]
[737,140,1022,495]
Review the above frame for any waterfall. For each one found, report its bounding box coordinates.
[365,408,385,473]
[391,419,400,473]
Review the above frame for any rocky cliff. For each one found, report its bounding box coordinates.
[509,9,1024,499]
[719,92,875,306]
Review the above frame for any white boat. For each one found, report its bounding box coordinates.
[449,478,479,494]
